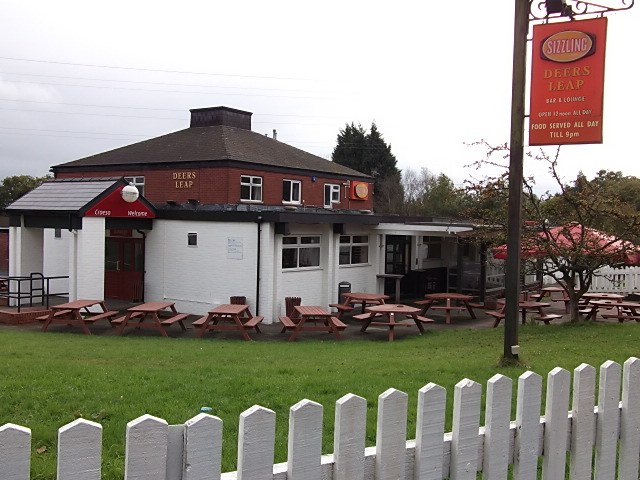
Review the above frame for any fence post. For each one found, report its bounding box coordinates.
[57,418,102,480]
[333,393,367,480]
[619,357,640,479]
[415,383,446,480]
[450,379,481,480]
[125,414,168,480]
[287,399,323,480]
[184,413,223,480]
[594,360,622,480]
[237,405,275,480]
[513,371,542,480]
[542,367,571,479]
[375,388,408,480]
[570,363,596,480]
[484,374,513,480]
[0,423,31,480]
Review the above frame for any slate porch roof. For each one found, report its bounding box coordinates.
[52,125,370,179]
[5,177,124,212]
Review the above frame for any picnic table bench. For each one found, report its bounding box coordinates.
[39,300,118,335]
[194,304,263,340]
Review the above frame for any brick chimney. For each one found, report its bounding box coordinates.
[189,106,252,130]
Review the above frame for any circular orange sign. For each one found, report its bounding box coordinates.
[354,182,368,199]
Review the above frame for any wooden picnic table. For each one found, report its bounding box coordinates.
[357,304,433,341]
[518,300,560,324]
[330,292,389,318]
[39,299,118,335]
[193,304,263,341]
[582,300,640,322]
[284,305,343,342]
[113,301,188,337]
[417,293,477,324]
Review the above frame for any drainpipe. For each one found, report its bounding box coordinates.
[255,216,263,315]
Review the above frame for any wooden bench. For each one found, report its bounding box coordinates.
[83,310,119,323]
[415,315,434,323]
[535,314,562,324]
[160,313,189,331]
[486,309,506,328]
[36,309,72,321]
[278,316,296,329]
[329,304,354,319]
[352,313,371,321]
[602,313,640,322]
[111,312,143,325]
[243,316,264,332]
[431,305,465,311]
[331,317,347,330]
[191,316,207,327]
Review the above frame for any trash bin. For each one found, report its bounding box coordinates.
[338,281,351,304]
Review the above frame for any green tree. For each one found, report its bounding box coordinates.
[0,175,50,210]
[401,167,469,217]
[464,142,640,322]
[332,122,402,213]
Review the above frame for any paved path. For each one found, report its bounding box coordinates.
[1,295,627,341]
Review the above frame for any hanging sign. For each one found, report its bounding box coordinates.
[529,17,607,146]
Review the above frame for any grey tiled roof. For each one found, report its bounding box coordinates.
[6,178,122,212]
[54,126,370,178]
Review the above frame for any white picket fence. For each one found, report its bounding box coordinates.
[2,357,640,480]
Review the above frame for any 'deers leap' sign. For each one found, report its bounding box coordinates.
[529,17,607,146]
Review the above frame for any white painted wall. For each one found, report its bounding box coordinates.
[43,229,70,296]
[144,220,261,317]
[73,217,106,301]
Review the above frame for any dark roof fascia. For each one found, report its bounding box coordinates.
[155,207,382,225]
[52,159,373,181]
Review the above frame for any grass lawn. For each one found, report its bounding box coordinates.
[1,321,639,479]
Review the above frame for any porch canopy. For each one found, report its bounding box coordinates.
[492,223,640,265]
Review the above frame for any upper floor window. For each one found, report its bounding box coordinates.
[339,235,369,265]
[282,235,321,269]
[282,179,301,204]
[324,184,340,208]
[241,175,262,202]
[124,176,145,197]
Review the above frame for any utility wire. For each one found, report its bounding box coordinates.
[0,56,324,82]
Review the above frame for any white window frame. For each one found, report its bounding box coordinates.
[240,175,263,202]
[339,235,369,265]
[124,176,145,197]
[282,235,321,270]
[324,184,340,208]
[282,179,301,204]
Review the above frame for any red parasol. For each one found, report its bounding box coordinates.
[492,223,640,265]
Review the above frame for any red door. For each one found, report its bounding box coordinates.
[105,238,144,300]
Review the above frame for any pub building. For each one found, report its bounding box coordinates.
[6,106,481,322]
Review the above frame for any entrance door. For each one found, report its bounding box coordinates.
[384,235,411,297]
[104,237,144,300]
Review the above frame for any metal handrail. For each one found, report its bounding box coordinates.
[0,274,69,312]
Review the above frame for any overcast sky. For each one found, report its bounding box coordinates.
[1,1,638,194]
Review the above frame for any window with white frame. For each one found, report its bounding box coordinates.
[324,184,340,208]
[339,235,369,265]
[240,175,262,202]
[124,176,145,196]
[282,179,301,204]
[282,235,321,269]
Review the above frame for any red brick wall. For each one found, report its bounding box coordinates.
[57,167,374,210]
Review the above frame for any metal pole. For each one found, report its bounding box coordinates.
[505,0,529,359]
